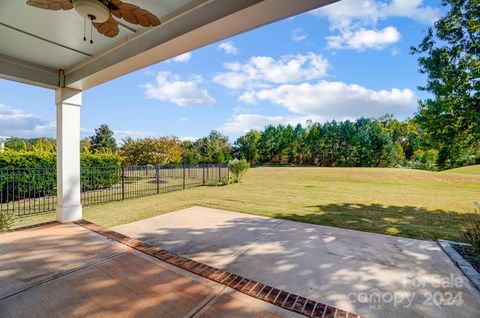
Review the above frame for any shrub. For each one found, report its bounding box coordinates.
[407,149,438,171]
[0,151,121,204]
[79,152,122,191]
[0,150,55,168]
[462,202,480,253]
[229,159,249,183]
[81,165,121,191]
[217,176,229,186]
[0,211,14,232]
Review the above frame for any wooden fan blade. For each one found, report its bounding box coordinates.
[26,0,73,11]
[109,0,160,27]
[93,16,119,38]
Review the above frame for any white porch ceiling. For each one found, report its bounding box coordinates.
[0,0,337,90]
[0,0,194,69]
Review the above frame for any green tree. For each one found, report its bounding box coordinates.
[230,117,443,170]
[80,137,92,153]
[234,130,261,164]
[411,0,480,168]
[194,131,232,163]
[89,124,117,153]
[181,140,200,164]
[305,122,324,165]
[120,136,182,165]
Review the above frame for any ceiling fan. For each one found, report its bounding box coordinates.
[26,0,161,43]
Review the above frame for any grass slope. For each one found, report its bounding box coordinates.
[13,167,480,241]
[441,164,480,177]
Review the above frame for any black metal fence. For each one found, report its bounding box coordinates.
[0,164,228,216]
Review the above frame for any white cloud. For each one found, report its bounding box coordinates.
[144,72,215,106]
[238,91,258,104]
[180,136,197,142]
[218,42,238,55]
[0,103,55,137]
[80,127,94,135]
[244,81,417,119]
[232,105,252,114]
[327,26,401,50]
[291,28,307,41]
[391,47,400,56]
[170,52,192,63]
[0,103,156,141]
[219,114,289,133]
[179,117,189,121]
[213,52,329,90]
[312,0,440,25]
[219,113,321,134]
[113,129,155,140]
[312,0,440,51]
[81,127,155,141]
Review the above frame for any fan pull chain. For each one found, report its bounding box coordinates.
[90,15,94,44]
[83,18,86,41]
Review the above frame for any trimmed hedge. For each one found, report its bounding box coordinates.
[0,151,121,169]
[0,150,121,169]
[80,153,122,191]
[0,151,55,169]
[0,151,121,203]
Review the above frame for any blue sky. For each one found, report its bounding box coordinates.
[0,0,442,143]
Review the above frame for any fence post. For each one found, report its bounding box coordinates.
[183,164,186,189]
[202,165,205,186]
[121,166,125,200]
[227,164,229,183]
[156,165,160,194]
[219,164,221,182]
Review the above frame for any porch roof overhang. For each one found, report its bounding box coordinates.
[0,0,337,91]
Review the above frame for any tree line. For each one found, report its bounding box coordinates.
[4,114,477,171]
[234,116,477,170]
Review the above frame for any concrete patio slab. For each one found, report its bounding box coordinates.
[0,222,129,299]
[113,206,480,318]
[0,251,218,318]
[0,222,303,318]
[113,206,283,268]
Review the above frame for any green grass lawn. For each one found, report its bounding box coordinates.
[12,166,480,242]
[441,164,480,176]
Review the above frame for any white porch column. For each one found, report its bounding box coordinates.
[56,88,82,222]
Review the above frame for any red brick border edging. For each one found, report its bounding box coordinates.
[74,219,364,318]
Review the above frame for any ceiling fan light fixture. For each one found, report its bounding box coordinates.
[73,0,110,23]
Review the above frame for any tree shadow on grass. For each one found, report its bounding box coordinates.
[276,203,478,241]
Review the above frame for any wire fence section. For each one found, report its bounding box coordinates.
[0,164,228,216]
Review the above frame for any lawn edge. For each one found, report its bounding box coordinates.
[4,220,59,233]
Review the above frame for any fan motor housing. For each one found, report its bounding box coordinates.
[73,0,110,23]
